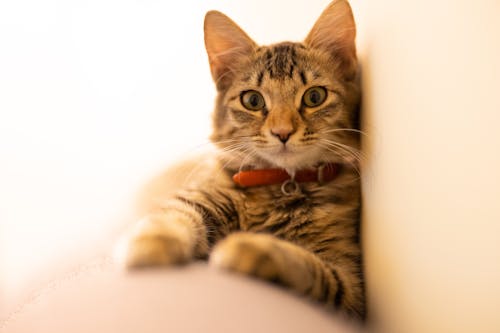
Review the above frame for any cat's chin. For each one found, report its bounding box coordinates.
[259,149,318,175]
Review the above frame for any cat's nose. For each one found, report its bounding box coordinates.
[270,127,294,144]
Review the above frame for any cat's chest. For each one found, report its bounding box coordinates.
[237,183,331,237]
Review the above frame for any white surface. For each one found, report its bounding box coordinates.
[0,262,360,333]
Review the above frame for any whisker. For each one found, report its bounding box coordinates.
[317,142,361,179]
[199,145,256,186]
[320,138,365,162]
[182,142,250,186]
[180,133,263,186]
[237,147,259,175]
[320,128,368,137]
[183,134,256,152]
[215,144,257,180]
[318,139,363,176]
[324,144,363,174]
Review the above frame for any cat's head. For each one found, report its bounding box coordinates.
[204,0,360,174]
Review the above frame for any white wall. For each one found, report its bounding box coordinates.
[360,1,500,333]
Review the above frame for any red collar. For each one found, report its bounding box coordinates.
[232,163,340,187]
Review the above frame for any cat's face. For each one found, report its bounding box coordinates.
[205,0,359,173]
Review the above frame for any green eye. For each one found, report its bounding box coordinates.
[241,90,265,111]
[302,86,327,107]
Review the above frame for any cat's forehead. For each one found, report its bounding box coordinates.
[251,42,321,80]
[253,42,305,80]
[233,42,333,93]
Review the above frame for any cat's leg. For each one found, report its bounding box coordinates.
[122,199,209,268]
[209,232,364,318]
[121,185,239,268]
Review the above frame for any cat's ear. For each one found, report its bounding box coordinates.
[304,0,357,79]
[204,11,257,89]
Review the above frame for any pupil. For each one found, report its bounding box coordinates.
[310,91,319,104]
[250,95,259,107]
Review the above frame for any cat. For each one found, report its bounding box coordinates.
[121,0,364,319]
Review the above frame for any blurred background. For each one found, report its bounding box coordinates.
[1,1,500,333]
[0,0,344,324]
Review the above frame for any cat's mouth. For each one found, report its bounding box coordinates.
[257,144,315,171]
[277,145,293,154]
[271,144,299,158]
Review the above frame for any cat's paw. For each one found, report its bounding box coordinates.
[209,233,286,284]
[123,234,190,269]
[117,214,196,269]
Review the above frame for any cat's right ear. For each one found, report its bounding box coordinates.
[204,11,257,90]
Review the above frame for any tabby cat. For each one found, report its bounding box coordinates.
[122,0,364,318]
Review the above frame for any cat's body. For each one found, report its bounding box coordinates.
[121,0,364,319]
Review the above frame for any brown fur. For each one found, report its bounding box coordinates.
[121,0,364,319]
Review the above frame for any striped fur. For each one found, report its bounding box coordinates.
[122,0,364,319]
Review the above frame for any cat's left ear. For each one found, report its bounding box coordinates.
[304,0,357,79]
[204,11,257,90]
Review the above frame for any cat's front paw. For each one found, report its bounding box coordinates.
[209,233,286,284]
[118,214,197,269]
[124,234,190,269]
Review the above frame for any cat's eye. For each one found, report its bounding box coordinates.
[241,90,265,111]
[302,86,327,108]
